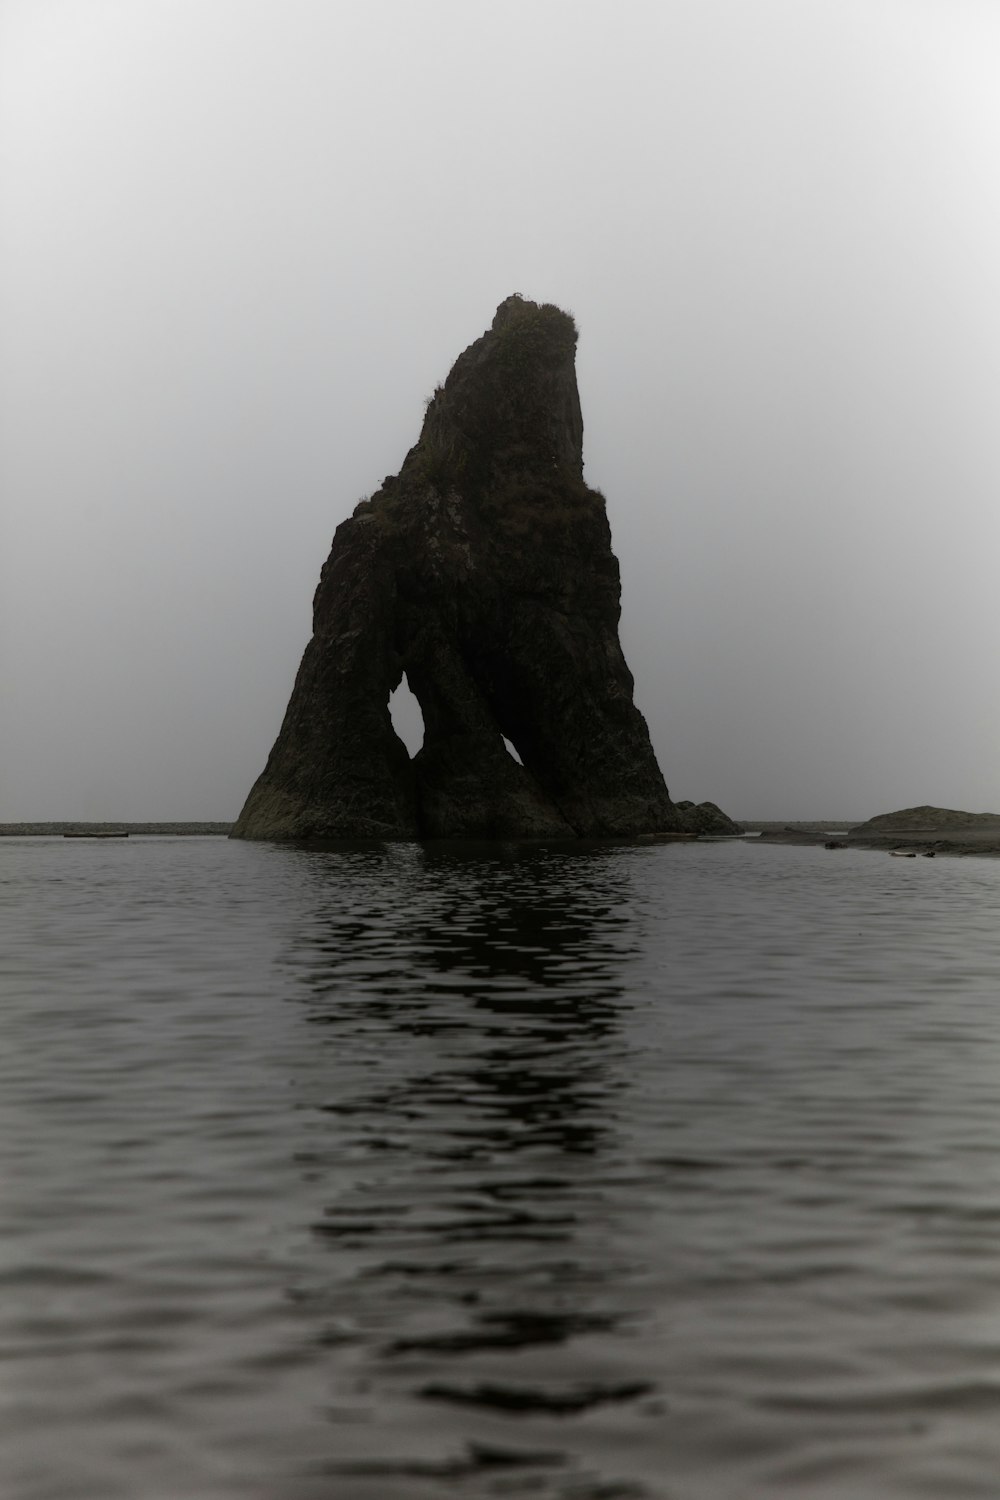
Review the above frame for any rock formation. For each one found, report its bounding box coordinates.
[232,296,688,841]
[846,805,1000,854]
[674,801,744,836]
[850,805,1000,835]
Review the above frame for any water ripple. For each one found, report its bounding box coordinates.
[3,836,1000,1496]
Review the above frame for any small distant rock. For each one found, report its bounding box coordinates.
[848,805,1000,855]
[674,800,743,836]
[850,805,1000,836]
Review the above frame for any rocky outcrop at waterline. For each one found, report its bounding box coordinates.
[674,801,743,836]
[846,806,1000,855]
[849,805,1000,837]
[232,296,702,841]
[748,807,1000,856]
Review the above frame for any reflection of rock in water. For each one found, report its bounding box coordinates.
[293,842,631,1158]
[279,844,657,1494]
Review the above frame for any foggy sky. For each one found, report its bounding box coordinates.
[2,0,999,822]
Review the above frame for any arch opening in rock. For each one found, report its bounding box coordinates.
[501,735,523,765]
[388,675,425,759]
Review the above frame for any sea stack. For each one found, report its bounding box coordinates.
[232,296,684,840]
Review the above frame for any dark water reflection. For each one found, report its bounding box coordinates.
[4,836,1000,1498]
[283,843,652,1496]
[295,841,629,1150]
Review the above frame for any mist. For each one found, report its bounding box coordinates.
[3,0,999,822]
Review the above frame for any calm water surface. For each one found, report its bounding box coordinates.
[3,836,1000,1499]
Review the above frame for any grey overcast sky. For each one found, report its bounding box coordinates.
[2,0,999,822]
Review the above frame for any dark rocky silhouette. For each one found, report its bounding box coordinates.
[850,805,1000,836]
[845,805,1000,855]
[674,801,743,836]
[232,296,690,841]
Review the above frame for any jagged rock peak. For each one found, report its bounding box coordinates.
[411,294,584,495]
[232,297,684,841]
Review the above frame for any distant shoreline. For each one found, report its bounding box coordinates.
[742,819,1000,857]
[3,819,997,856]
[2,820,846,840]
[739,821,856,833]
[0,823,233,837]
